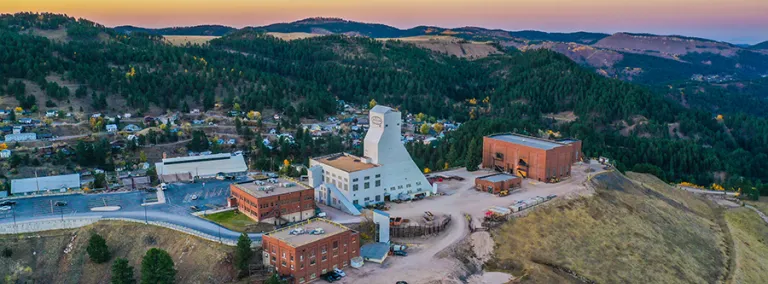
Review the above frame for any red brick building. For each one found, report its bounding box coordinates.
[482,134,582,182]
[475,173,522,194]
[230,179,315,225]
[262,219,360,284]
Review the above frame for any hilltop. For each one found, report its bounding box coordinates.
[489,171,733,283]
[751,40,768,50]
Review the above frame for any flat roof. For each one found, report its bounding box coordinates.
[266,218,351,247]
[313,153,379,172]
[233,178,311,198]
[479,173,520,183]
[155,153,247,177]
[488,134,564,150]
[11,173,81,194]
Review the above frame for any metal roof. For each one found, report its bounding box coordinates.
[155,153,247,177]
[488,134,564,150]
[233,178,311,198]
[265,218,351,247]
[11,174,81,194]
[479,173,519,183]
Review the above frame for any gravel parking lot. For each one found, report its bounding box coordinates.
[338,161,606,284]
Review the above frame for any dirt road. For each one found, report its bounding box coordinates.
[340,162,605,283]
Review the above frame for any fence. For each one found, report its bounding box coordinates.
[389,215,451,238]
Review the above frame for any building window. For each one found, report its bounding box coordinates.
[353,178,358,182]
[398,185,403,189]
[353,184,359,191]
[375,180,381,187]
[364,197,370,202]
[310,258,316,266]
[290,264,294,270]
[290,254,294,262]
[322,246,327,254]
[364,176,370,180]
[390,187,395,191]
[333,241,338,249]
[364,182,370,189]
[375,195,381,202]
[310,273,316,279]
[344,184,348,191]
[343,261,348,267]
[416,182,421,186]
[299,278,305,283]
[271,256,276,262]
[282,260,287,267]
[282,252,286,258]
[353,200,358,205]
[406,184,411,188]
[375,174,381,178]
[322,269,327,274]
[322,255,327,261]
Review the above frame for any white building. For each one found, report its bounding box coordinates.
[106,124,118,133]
[308,105,435,215]
[154,153,248,182]
[11,174,81,196]
[0,149,10,159]
[4,133,36,142]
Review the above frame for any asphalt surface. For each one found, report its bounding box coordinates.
[0,179,263,242]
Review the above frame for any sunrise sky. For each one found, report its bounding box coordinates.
[3,0,767,44]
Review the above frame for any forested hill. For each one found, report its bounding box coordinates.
[751,40,768,50]
[1,12,767,195]
[113,25,235,36]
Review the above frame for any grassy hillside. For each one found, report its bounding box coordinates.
[726,207,768,283]
[488,171,730,283]
[0,221,239,284]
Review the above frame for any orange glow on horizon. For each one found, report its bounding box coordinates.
[2,0,767,43]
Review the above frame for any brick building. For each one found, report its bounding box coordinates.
[482,134,582,182]
[475,173,521,194]
[230,178,315,225]
[262,219,360,284]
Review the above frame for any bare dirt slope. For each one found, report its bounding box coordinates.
[593,33,739,59]
[380,36,502,59]
[726,207,768,284]
[489,171,730,283]
[0,221,238,284]
[164,35,219,46]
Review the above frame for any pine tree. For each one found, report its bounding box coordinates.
[234,233,253,274]
[465,138,480,171]
[111,258,136,284]
[86,233,110,263]
[141,248,176,284]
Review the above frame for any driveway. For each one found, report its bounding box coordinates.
[0,180,262,243]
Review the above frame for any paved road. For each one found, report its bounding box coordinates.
[0,180,262,243]
[679,186,738,196]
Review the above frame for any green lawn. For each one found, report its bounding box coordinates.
[202,210,274,233]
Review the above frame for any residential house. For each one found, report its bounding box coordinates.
[0,149,10,159]
[106,124,118,133]
[4,133,36,142]
[12,126,22,134]
[123,124,141,132]
[18,118,33,124]
[45,110,58,117]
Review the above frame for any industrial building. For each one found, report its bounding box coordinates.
[11,173,81,196]
[482,134,582,182]
[308,105,435,216]
[475,173,521,194]
[4,133,37,142]
[262,218,359,284]
[230,178,316,225]
[154,153,247,182]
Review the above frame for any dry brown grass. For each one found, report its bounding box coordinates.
[164,35,219,46]
[488,171,729,283]
[726,208,768,284]
[266,32,323,41]
[0,221,238,284]
[378,35,501,59]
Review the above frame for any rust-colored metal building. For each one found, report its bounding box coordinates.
[230,179,315,225]
[482,134,582,182]
[475,173,522,194]
[262,219,360,284]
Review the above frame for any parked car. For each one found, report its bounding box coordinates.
[333,268,346,277]
[392,250,408,256]
[396,282,408,284]
[0,201,17,206]
[0,206,11,211]
[321,272,342,282]
[54,201,67,206]
[190,194,199,200]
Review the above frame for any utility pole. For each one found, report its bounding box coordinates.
[12,204,17,234]
[144,205,148,224]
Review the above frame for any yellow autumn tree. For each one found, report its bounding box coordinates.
[423,168,432,174]
[433,123,444,133]
[420,124,431,135]
[444,162,449,170]
[247,111,261,120]
[469,108,477,120]
[0,143,7,150]
[14,107,23,113]
[233,103,241,112]
[468,98,478,105]
[711,183,725,191]
[415,113,426,122]
[283,159,291,168]
[716,114,724,121]
[369,99,377,109]
[482,96,490,104]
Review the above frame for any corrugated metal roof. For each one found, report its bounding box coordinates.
[488,134,564,150]
[155,153,247,177]
[479,173,519,183]
[11,174,81,194]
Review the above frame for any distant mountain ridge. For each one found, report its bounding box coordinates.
[112,18,768,84]
[114,24,235,36]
